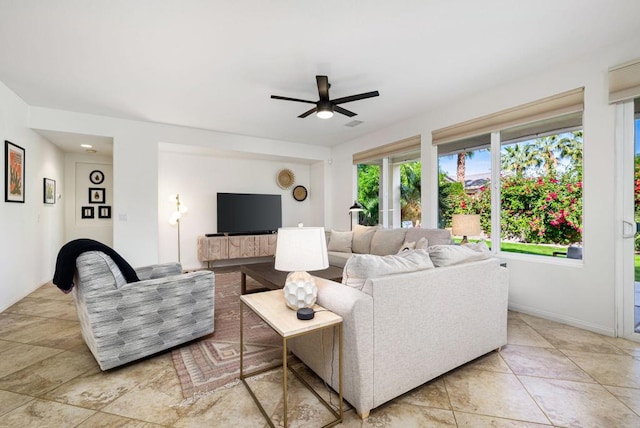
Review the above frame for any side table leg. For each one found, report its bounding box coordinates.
[283,337,288,428]
[240,301,244,377]
[338,323,343,421]
[241,272,247,294]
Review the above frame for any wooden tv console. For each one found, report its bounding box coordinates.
[197,234,277,266]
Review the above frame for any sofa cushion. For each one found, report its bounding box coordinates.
[397,241,416,253]
[427,244,490,267]
[352,225,379,254]
[342,249,434,292]
[327,251,352,269]
[328,230,353,253]
[370,229,407,255]
[405,228,453,246]
[415,237,428,250]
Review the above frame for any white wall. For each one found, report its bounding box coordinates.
[157,149,322,269]
[29,108,331,268]
[64,153,113,245]
[0,81,65,311]
[328,36,640,336]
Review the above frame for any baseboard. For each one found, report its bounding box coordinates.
[508,302,615,337]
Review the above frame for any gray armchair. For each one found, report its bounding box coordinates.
[72,251,214,370]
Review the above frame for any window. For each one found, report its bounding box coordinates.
[354,136,421,228]
[434,88,584,258]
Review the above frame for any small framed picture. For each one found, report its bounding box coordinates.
[89,170,104,185]
[89,188,105,204]
[98,206,111,219]
[43,178,56,204]
[82,206,94,219]
[5,140,25,203]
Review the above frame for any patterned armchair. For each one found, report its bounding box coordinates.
[72,251,215,370]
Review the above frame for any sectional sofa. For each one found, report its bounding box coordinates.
[290,226,509,418]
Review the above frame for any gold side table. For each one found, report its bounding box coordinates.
[240,289,343,428]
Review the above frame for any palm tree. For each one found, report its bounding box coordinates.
[456,151,475,184]
[500,143,537,177]
[400,162,421,224]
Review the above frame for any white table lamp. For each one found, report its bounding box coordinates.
[275,226,329,310]
[452,214,481,244]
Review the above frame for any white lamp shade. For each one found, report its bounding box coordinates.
[452,214,481,236]
[275,227,329,272]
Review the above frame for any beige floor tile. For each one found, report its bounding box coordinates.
[364,403,456,427]
[500,344,594,382]
[44,353,174,410]
[101,366,190,425]
[0,398,95,428]
[518,314,626,355]
[0,316,79,346]
[466,351,512,374]
[0,350,98,396]
[444,368,549,424]
[174,382,271,428]
[4,297,77,320]
[562,349,640,388]
[76,411,165,427]
[396,377,451,410]
[0,342,63,378]
[605,385,640,416]
[0,312,42,338]
[603,336,640,357]
[507,319,554,348]
[520,375,640,427]
[454,411,553,427]
[29,283,74,301]
[0,390,33,416]
[0,339,20,353]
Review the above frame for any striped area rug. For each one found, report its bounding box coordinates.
[172,271,282,398]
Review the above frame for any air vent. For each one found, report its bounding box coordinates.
[345,120,364,127]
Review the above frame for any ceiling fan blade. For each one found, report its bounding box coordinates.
[334,105,357,117]
[271,95,316,104]
[332,90,380,105]
[298,107,317,118]
[316,75,330,100]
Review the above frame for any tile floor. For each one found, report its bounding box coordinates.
[1,283,640,427]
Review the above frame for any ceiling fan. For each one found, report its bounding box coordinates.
[271,75,379,119]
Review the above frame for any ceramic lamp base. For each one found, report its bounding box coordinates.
[283,271,318,310]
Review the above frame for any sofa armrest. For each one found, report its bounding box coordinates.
[288,277,375,417]
[134,262,183,280]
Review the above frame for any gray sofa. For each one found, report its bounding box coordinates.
[289,240,508,418]
[326,225,453,268]
[72,251,215,370]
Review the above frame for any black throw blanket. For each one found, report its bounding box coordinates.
[53,238,140,293]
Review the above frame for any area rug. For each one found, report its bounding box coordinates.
[172,271,282,398]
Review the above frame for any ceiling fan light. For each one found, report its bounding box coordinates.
[316,110,334,119]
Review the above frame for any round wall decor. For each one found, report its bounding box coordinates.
[293,185,308,201]
[277,168,295,189]
[89,170,104,184]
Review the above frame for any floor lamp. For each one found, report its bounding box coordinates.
[169,194,188,262]
[349,201,363,230]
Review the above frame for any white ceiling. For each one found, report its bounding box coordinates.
[1,1,639,149]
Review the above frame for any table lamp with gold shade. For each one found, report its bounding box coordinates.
[275,226,329,310]
[452,214,481,244]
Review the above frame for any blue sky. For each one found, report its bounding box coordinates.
[439,149,491,178]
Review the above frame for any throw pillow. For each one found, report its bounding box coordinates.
[427,244,490,267]
[351,224,379,254]
[327,230,353,253]
[462,241,491,255]
[415,237,428,250]
[370,229,407,255]
[397,241,416,253]
[342,249,434,291]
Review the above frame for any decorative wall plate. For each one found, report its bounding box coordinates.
[277,168,295,189]
[293,185,308,201]
[90,170,104,184]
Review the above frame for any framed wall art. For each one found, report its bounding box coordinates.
[89,170,104,184]
[82,206,94,219]
[43,178,56,204]
[89,188,105,204]
[98,206,111,219]
[5,140,25,203]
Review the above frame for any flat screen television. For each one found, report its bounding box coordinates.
[217,193,282,235]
